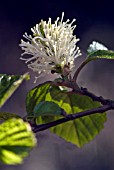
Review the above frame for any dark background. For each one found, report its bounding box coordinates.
[1,1,114,170]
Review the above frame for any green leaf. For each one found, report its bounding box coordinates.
[33,101,64,117]
[34,85,106,147]
[0,112,20,121]
[46,86,107,147]
[0,118,36,164]
[88,50,114,60]
[26,82,51,115]
[0,73,30,108]
[87,41,114,60]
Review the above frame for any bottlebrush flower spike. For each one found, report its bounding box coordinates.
[19,12,81,78]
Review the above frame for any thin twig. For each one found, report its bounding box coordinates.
[33,104,113,133]
[28,79,114,134]
[73,59,89,83]
[79,87,112,105]
[51,80,113,105]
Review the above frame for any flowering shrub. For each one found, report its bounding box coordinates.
[0,13,114,165]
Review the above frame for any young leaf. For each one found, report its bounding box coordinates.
[87,41,114,60]
[0,118,36,164]
[73,41,114,82]
[0,73,30,108]
[88,50,114,60]
[33,101,64,117]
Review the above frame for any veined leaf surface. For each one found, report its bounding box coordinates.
[0,118,36,164]
[26,84,107,147]
[0,73,29,108]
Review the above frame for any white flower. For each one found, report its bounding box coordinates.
[19,12,81,77]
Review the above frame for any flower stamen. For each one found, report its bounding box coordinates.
[19,12,81,79]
